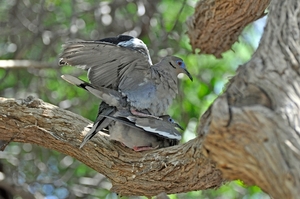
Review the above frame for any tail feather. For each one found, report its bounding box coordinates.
[79,121,99,148]
[61,74,90,90]
[79,103,116,148]
[61,74,124,107]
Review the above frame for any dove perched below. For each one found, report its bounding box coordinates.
[108,121,178,151]
[103,110,182,151]
[59,35,192,118]
[61,75,182,150]
[104,109,182,140]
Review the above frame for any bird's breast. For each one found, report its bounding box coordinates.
[122,69,179,116]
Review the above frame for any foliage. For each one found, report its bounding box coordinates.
[0,0,269,198]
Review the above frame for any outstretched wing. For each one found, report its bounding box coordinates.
[59,35,152,89]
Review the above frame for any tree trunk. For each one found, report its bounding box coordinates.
[0,0,300,198]
[201,0,300,198]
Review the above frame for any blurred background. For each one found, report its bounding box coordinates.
[0,0,270,198]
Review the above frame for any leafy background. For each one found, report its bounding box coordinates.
[0,0,269,198]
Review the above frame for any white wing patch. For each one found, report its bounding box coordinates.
[137,125,181,140]
[118,38,152,65]
[118,38,145,48]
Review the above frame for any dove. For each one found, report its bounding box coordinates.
[103,109,182,140]
[108,121,179,151]
[101,109,182,151]
[61,75,182,149]
[59,35,193,118]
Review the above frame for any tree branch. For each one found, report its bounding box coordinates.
[200,1,300,198]
[2,0,299,198]
[0,96,223,197]
[187,0,270,57]
[0,60,57,69]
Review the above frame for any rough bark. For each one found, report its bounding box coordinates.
[0,96,223,197]
[201,1,300,199]
[1,0,299,198]
[187,0,270,57]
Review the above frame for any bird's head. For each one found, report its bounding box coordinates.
[161,115,184,130]
[167,56,193,81]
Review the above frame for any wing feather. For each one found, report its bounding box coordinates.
[59,36,152,89]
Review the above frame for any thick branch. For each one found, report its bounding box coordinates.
[202,97,299,198]
[0,96,223,197]
[187,0,270,57]
[3,1,299,198]
[200,1,300,199]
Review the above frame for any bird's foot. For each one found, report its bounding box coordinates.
[133,145,159,152]
[130,109,162,120]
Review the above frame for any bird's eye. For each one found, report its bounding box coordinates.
[177,61,182,66]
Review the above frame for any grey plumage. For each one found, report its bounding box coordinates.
[61,75,122,148]
[97,108,182,151]
[59,35,192,116]
[103,109,182,140]
[61,74,126,108]
[61,75,182,150]
[109,121,178,151]
[80,102,115,149]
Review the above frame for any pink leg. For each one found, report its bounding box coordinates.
[120,143,156,151]
[133,146,155,151]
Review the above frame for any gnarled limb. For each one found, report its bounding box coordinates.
[1,0,300,198]
[201,1,300,199]
[0,96,223,197]
[187,0,270,57]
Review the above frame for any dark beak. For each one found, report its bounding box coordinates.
[184,69,193,81]
[175,122,184,130]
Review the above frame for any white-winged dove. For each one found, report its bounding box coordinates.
[104,109,182,140]
[59,35,192,118]
[61,75,182,150]
[108,121,179,151]
[103,110,182,151]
